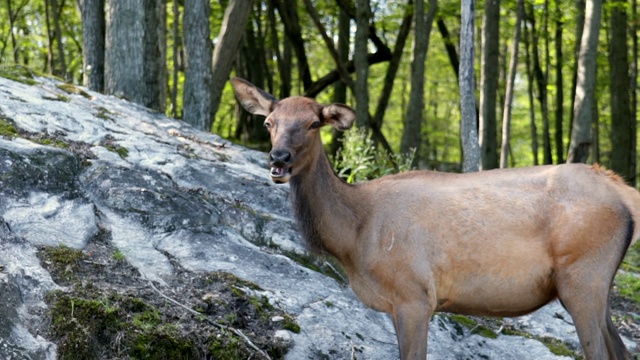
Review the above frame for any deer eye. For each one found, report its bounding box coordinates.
[309,121,322,130]
[264,121,273,129]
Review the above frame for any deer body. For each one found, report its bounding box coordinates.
[232,77,638,360]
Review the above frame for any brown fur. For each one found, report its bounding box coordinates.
[231,77,638,360]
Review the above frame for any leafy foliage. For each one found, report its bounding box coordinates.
[333,127,415,183]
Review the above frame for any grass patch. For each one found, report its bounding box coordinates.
[281,250,347,285]
[56,83,91,99]
[39,245,84,283]
[446,314,498,339]
[106,145,129,159]
[0,118,17,138]
[501,327,582,358]
[0,65,38,85]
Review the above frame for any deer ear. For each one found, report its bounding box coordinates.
[322,104,356,131]
[230,77,277,117]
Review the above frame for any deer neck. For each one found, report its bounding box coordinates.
[288,143,362,262]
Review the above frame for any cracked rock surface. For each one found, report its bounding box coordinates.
[0,76,633,359]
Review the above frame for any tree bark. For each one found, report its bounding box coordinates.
[78,0,105,92]
[499,0,523,169]
[569,0,585,143]
[209,0,253,127]
[523,14,539,165]
[528,3,552,164]
[50,0,68,79]
[105,0,164,111]
[170,0,180,118]
[460,0,480,173]
[267,0,290,99]
[400,0,438,165]
[330,7,351,156]
[354,0,370,128]
[183,0,212,131]
[554,0,564,163]
[372,2,413,130]
[567,0,602,163]
[275,0,312,91]
[479,0,500,170]
[6,0,19,63]
[608,0,633,183]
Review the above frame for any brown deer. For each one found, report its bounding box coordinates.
[231,77,639,360]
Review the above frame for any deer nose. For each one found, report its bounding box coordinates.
[269,149,292,165]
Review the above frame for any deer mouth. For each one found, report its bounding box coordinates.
[270,166,292,183]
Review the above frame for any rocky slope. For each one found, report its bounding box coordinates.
[0,71,636,359]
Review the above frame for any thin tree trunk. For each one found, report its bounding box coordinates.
[330,7,351,156]
[632,0,638,185]
[44,0,55,74]
[528,3,552,164]
[372,2,413,130]
[554,0,564,163]
[209,0,253,126]
[460,0,480,173]
[183,0,212,130]
[170,0,180,118]
[479,0,500,170]
[6,0,18,63]
[567,0,602,163]
[78,0,105,91]
[608,0,633,183]
[50,0,68,79]
[400,0,438,166]
[569,0,585,144]
[275,0,312,91]
[500,0,523,169]
[267,0,290,99]
[354,0,370,128]
[437,18,459,80]
[523,10,539,165]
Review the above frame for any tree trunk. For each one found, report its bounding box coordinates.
[44,0,55,74]
[170,0,180,118]
[554,0,564,163]
[183,0,212,131]
[567,0,602,163]
[608,0,633,183]
[354,0,370,128]
[330,7,351,156]
[105,0,143,101]
[6,0,19,63]
[499,0,523,169]
[569,0,585,143]
[267,0,291,99]
[528,3,552,164]
[275,0,312,91]
[144,0,166,112]
[437,18,459,81]
[460,0,480,173]
[105,0,164,111]
[632,0,638,185]
[400,0,438,165]
[50,0,68,79]
[372,2,413,130]
[78,0,105,92]
[522,7,539,165]
[479,0,500,170]
[209,0,253,127]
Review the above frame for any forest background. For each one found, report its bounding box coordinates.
[0,0,637,186]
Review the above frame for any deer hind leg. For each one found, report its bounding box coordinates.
[555,219,633,359]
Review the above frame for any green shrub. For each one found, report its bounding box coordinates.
[332,127,415,183]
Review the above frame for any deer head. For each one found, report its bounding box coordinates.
[231,77,356,183]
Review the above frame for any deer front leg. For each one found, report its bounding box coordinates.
[392,302,434,360]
